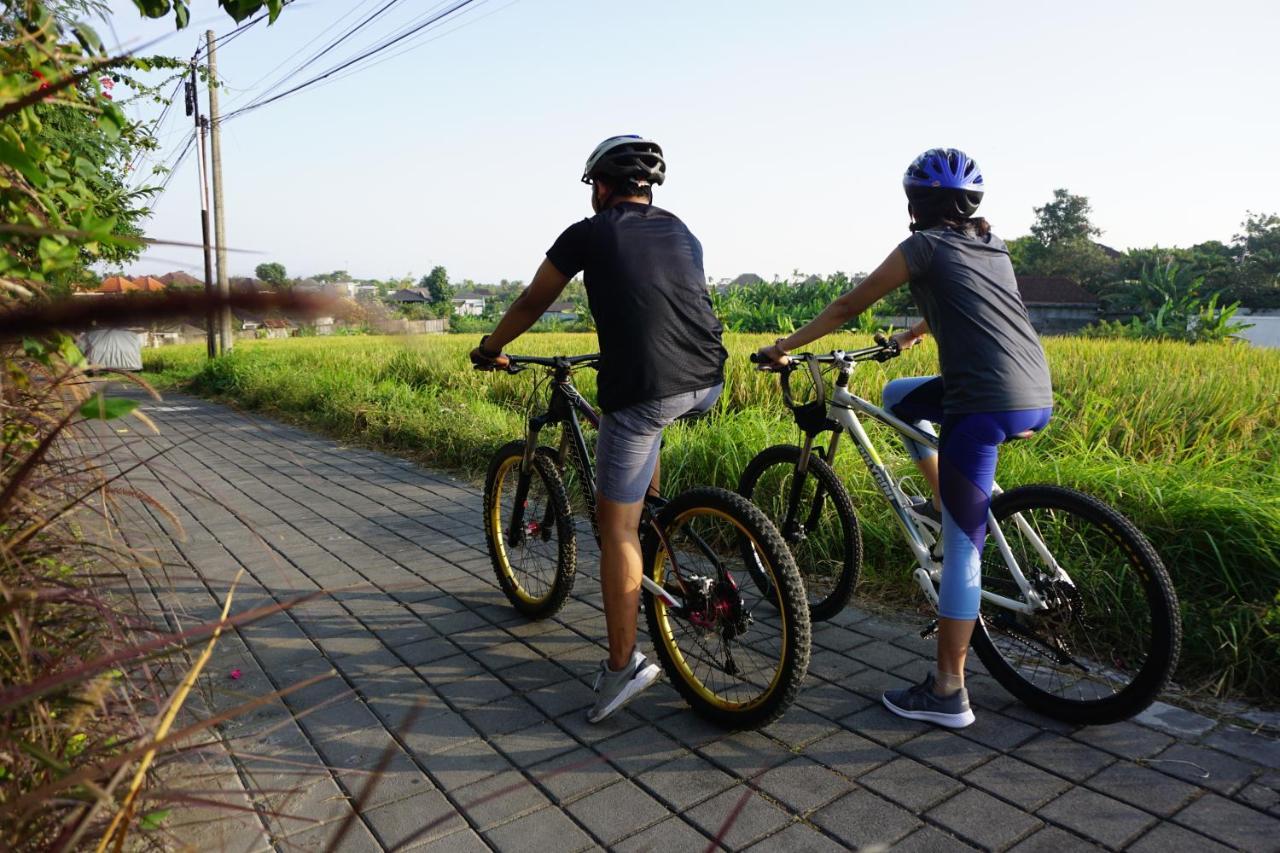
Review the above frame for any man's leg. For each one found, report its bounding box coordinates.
[596,495,646,671]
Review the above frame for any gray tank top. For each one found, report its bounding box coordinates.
[897,228,1053,414]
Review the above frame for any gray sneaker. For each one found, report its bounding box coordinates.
[907,497,943,527]
[587,648,661,724]
[882,672,975,728]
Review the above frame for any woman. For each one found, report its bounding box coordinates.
[756,148,1053,728]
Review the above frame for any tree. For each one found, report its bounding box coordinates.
[1011,189,1117,291]
[1229,212,1280,308]
[420,265,453,305]
[255,262,287,286]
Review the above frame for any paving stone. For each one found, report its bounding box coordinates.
[891,825,981,852]
[754,757,852,814]
[524,678,594,718]
[1204,723,1280,769]
[1127,822,1234,853]
[860,756,965,812]
[1087,759,1200,816]
[566,780,669,846]
[1007,825,1103,852]
[595,724,686,776]
[614,817,711,852]
[624,752,732,813]
[482,804,595,853]
[1174,791,1280,850]
[1037,786,1155,848]
[1148,742,1259,794]
[927,787,1043,850]
[839,703,924,747]
[795,679,872,720]
[745,821,845,852]
[805,729,895,779]
[1070,720,1174,761]
[685,786,793,851]
[361,790,466,849]
[655,708,733,749]
[397,707,481,756]
[437,674,512,710]
[427,738,512,792]
[1238,779,1280,812]
[697,730,794,780]
[490,720,579,767]
[1134,700,1217,738]
[956,708,1041,751]
[810,788,921,849]
[462,693,541,737]
[899,728,999,775]
[1014,732,1114,781]
[530,747,623,804]
[452,769,550,832]
[762,706,841,749]
[961,754,1072,811]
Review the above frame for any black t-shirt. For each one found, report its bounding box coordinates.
[897,228,1053,414]
[546,202,727,413]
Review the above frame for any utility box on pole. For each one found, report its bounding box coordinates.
[206,30,233,353]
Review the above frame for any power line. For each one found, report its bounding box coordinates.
[221,0,481,124]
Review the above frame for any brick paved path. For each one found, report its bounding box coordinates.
[96,390,1280,852]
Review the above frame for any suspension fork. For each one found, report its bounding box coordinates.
[505,414,547,547]
[781,433,815,538]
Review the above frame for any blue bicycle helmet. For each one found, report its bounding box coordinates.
[903,148,984,217]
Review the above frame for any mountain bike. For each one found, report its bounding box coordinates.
[477,353,810,728]
[745,339,1181,725]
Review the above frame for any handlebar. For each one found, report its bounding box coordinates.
[474,352,600,374]
[749,334,901,409]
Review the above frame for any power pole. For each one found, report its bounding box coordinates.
[186,59,216,359]
[205,30,233,353]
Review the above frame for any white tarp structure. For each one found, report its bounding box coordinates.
[80,328,144,371]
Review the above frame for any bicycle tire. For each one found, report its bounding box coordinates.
[483,441,577,619]
[642,486,811,729]
[970,484,1181,725]
[738,444,862,621]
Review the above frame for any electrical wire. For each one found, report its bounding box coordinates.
[220,0,480,124]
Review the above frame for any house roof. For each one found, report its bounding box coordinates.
[452,292,487,301]
[731,273,765,287]
[388,288,432,302]
[1015,276,1099,305]
[159,270,205,289]
[97,275,165,293]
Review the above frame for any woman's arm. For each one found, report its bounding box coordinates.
[893,317,929,349]
[758,247,911,363]
[471,259,571,366]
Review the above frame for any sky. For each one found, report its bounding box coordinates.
[103,0,1280,284]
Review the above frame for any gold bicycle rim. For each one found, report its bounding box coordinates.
[489,454,552,606]
[652,507,788,711]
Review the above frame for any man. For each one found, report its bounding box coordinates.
[471,135,727,723]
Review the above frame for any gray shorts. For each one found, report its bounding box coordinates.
[595,384,723,504]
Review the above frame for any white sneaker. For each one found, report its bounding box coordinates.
[587,649,661,724]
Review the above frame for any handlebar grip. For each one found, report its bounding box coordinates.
[748,352,764,364]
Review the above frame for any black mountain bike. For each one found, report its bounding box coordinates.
[478,353,810,728]
[745,340,1181,725]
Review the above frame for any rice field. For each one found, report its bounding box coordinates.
[143,333,1280,704]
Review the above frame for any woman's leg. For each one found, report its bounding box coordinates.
[882,376,944,506]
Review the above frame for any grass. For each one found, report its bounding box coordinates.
[143,333,1280,705]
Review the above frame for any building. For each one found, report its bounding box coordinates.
[540,301,578,323]
[387,288,433,304]
[1015,276,1100,333]
[94,275,166,294]
[451,292,487,316]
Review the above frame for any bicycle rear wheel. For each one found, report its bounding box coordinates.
[971,485,1181,725]
[738,444,862,621]
[643,487,811,729]
[483,441,576,619]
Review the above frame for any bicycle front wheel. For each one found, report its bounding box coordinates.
[738,444,862,621]
[483,441,577,619]
[971,484,1181,725]
[643,487,811,729]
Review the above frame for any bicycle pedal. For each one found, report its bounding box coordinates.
[920,619,939,640]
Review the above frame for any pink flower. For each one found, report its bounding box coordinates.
[229,668,242,680]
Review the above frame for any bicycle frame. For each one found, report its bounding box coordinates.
[507,362,685,609]
[796,352,1064,615]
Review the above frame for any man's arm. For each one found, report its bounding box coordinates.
[482,258,572,353]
